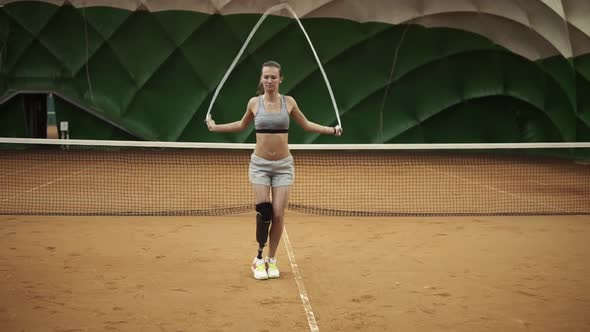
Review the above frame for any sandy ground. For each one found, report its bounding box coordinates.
[1,213,589,332]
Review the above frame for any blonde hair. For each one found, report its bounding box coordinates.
[256,60,282,96]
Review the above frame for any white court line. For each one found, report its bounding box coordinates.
[2,170,85,203]
[283,227,319,332]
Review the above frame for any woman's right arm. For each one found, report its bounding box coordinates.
[206,98,255,133]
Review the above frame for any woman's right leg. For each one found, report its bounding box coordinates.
[252,184,271,204]
[252,183,272,254]
[251,184,271,280]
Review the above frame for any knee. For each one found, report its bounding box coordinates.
[271,214,284,225]
[256,202,273,222]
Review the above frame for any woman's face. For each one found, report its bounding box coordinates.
[260,66,282,93]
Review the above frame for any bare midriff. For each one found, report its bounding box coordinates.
[254,133,290,160]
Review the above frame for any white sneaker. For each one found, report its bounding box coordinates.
[265,257,280,279]
[252,258,268,280]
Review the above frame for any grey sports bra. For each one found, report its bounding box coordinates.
[255,95,290,134]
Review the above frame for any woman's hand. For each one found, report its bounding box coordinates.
[334,125,343,136]
[205,114,216,131]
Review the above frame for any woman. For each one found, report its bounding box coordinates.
[206,60,342,280]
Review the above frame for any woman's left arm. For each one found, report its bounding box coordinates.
[288,96,342,136]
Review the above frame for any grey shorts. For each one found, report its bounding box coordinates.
[249,154,294,187]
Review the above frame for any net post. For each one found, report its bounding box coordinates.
[59,121,69,150]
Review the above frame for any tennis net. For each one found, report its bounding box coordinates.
[1,138,589,216]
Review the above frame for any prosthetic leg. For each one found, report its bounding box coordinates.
[255,202,272,259]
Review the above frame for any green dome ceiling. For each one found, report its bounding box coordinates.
[1,0,589,143]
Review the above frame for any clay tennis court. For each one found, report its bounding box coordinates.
[1,146,589,331]
[1,213,589,331]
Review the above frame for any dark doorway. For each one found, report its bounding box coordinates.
[23,93,48,138]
